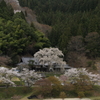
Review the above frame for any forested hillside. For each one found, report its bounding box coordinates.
[18,0,100,68]
[0,0,51,65]
[1,0,100,68]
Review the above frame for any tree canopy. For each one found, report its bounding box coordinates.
[34,47,66,71]
[0,0,51,65]
[18,0,100,60]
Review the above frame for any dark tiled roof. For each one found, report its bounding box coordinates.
[17,57,72,69]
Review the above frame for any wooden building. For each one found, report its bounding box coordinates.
[17,57,72,72]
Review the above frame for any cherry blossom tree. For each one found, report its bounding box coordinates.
[0,67,16,87]
[0,77,16,87]
[6,69,20,80]
[34,47,66,71]
[0,67,20,80]
[64,68,100,85]
[19,68,42,86]
[0,67,42,87]
[0,67,8,77]
[63,68,100,97]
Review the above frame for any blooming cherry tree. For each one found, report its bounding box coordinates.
[19,68,42,86]
[6,69,20,80]
[0,67,42,87]
[0,67,17,87]
[0,67,8,77]
[0,77,16,87]
[34,47,66,71]
[64,68,100,85]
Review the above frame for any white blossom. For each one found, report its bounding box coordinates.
[0,77,16,87]
[19,68,42,86]
[0,67,20,87]
[64,68,100,85]
[0,67,41,87]
[34,47,66,71]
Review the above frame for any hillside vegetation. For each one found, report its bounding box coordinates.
[1,0,100,68]
[18,0,100,68]
[0,0,51,65]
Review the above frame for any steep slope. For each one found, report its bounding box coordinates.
[24,7,52,35]
[4,0,52,34]
[0,0,51,66]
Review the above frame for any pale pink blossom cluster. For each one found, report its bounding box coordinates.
[19,68,41,86]
[0,77,16,87]
[34,47,66,71]
[0,67,17,87]
[0,67,41,87]
[64,68,100,85]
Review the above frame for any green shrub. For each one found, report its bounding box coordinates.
[63,84,77,97]
[87,61,93,67]
[93,85,100,92]
[0,83,6,87]
[84,90,93,97]
[92,65,97,70]
[77,91,85,98]
[59,91,67,99]
[0,87,32,99]
[13,81,24,86]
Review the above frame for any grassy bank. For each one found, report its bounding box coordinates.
[0,87,32,99]
[90,97,100,100]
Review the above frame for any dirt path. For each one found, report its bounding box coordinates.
[20,97,91,100]
[20,96,29,100]
[20,94,30,100]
